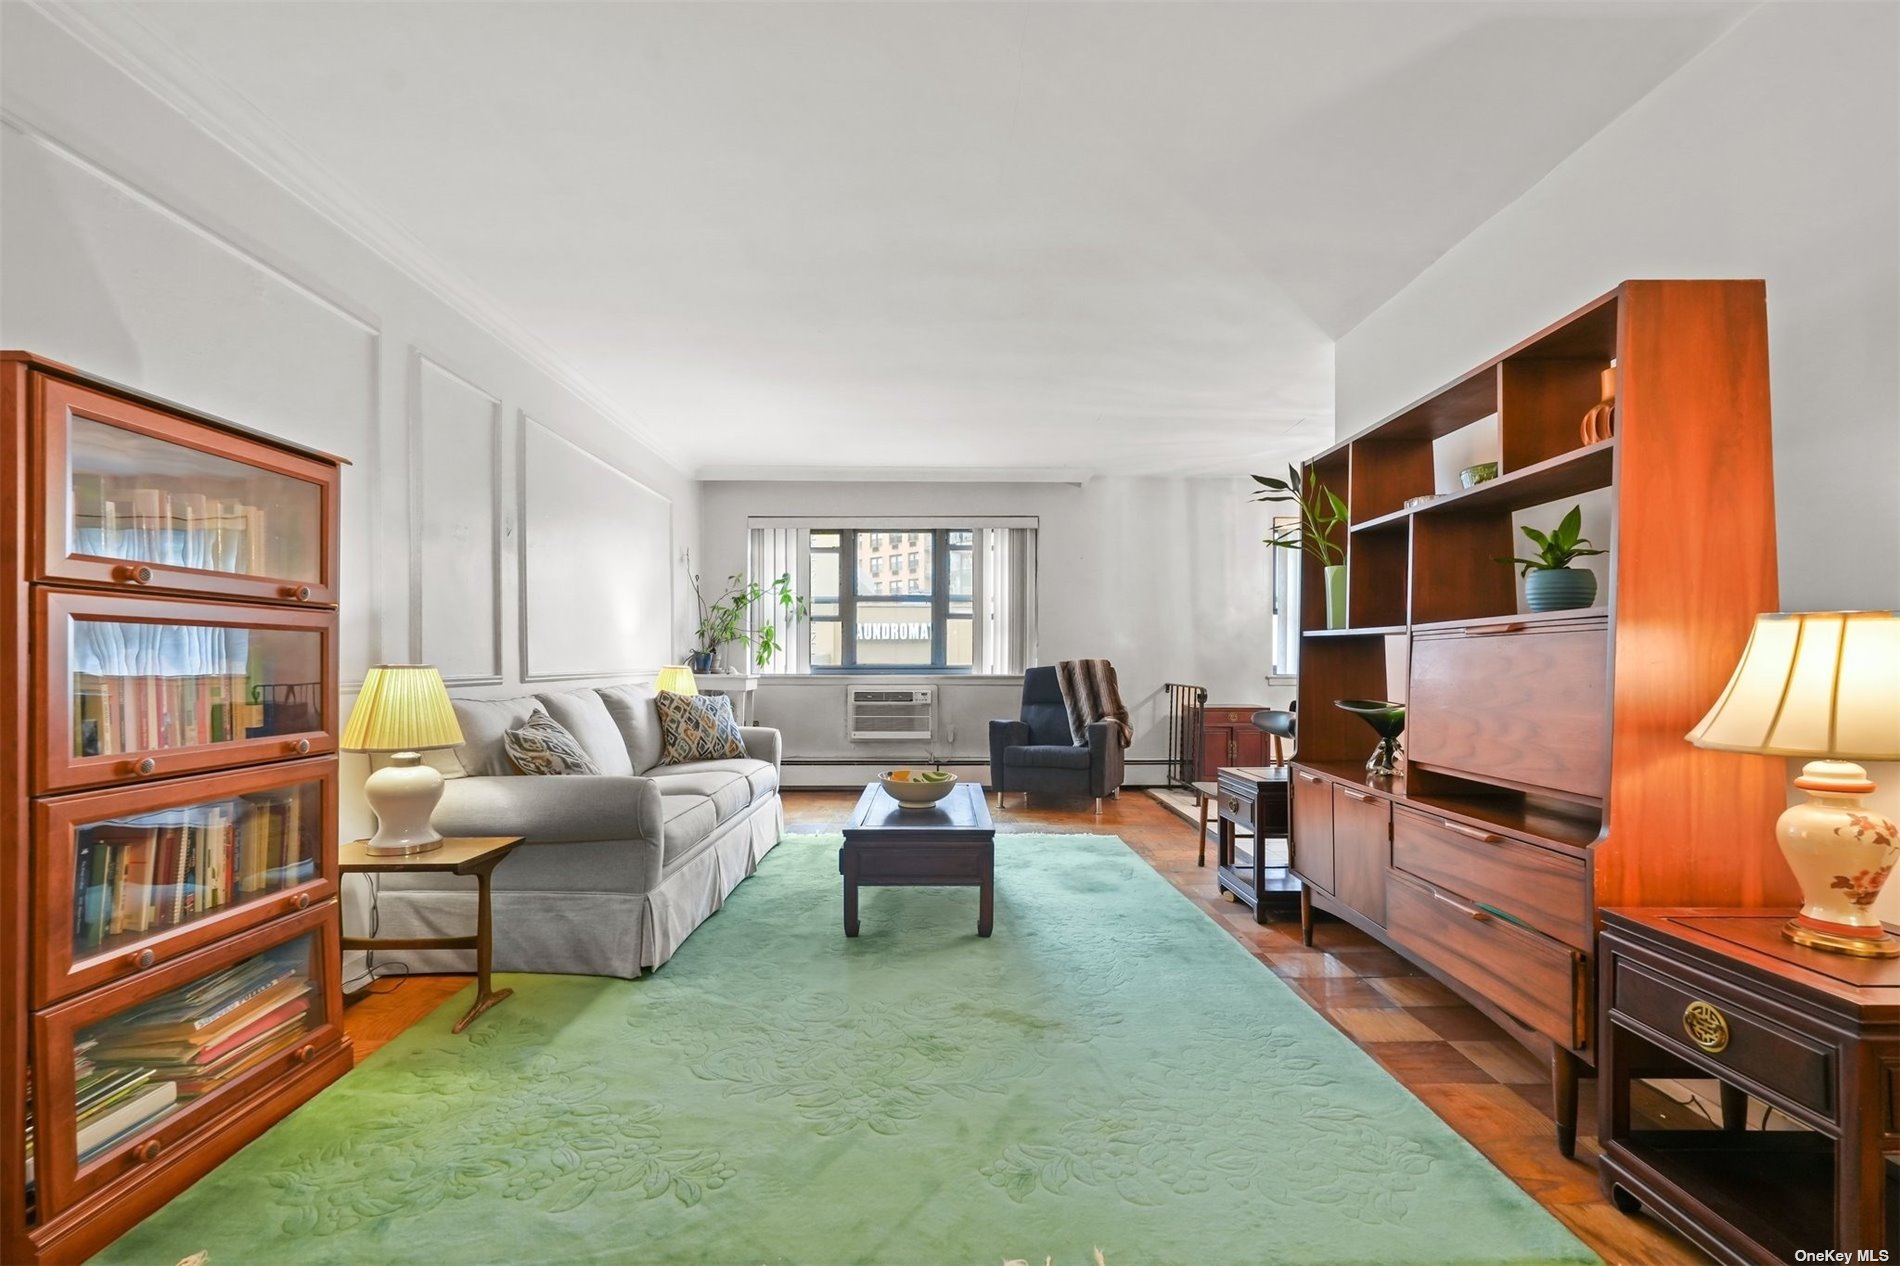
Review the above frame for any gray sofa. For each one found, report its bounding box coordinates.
[364,680,783,978]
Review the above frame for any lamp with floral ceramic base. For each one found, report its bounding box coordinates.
[1688,611,1900,957]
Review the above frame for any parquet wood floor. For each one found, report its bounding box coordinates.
[342,786,1707,1264]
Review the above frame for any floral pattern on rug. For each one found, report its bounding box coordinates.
[648,989,1052,1137]
[266,1014,733,1234]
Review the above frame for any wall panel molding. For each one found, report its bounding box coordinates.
[517,414,674,683]
[408,348,504,685]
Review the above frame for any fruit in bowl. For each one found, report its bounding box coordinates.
[879,768,958,809]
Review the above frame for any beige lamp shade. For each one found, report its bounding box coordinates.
[1687,611,1900,760]
[654,665,699,696]
[340,664,465,753]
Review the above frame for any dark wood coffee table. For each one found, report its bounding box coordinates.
[840,782,995,938]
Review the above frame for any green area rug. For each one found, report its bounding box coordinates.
[96,834,1595,1266]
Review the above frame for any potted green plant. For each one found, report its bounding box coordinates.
[1496,505,1607,612]
[1251,464,1348,629]
[686,554,809,671]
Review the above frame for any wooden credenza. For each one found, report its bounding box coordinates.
[1,352,352,1264]
[1286,282,1796,1157]
[1195,705,1273,782]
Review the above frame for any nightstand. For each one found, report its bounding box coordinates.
[1599,908,1900,1262]
[340,836,523,1034]
[1212,765,1296,923]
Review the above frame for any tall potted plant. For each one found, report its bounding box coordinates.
[686,553,809,671]
[1496,505,1606,612]
[1252,465,1348,629]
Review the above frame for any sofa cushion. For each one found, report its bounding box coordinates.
[1004,743,1091,770]
[654,692,746,764]
[660,794,718,866]
[648,769,749,822]
[445,695,543,777]
[534,687,635,777]
[598,682,665,774]
[655,757,779,804]
[503,709,602,776]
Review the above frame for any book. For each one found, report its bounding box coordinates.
[22,1081,178,1187]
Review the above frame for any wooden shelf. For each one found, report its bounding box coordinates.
[1303,624,1407,638]
[1347,440,1614,537]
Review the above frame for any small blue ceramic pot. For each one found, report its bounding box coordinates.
[1525,568,1597,613]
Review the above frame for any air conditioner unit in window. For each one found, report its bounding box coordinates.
[847,686,935,741]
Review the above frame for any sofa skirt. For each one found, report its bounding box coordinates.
[358,793,785,979]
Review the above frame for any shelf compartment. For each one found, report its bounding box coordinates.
[35,378,340,606]
[1500,358,1612,473]
[1304,624,1407,639]
[35,589,337,795]
[1348,436,1434,525]
[34,758,337,1006]
[1348,528,1409,630]
[28,904,341,1218]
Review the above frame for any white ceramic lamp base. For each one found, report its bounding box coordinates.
[363,752,446,856]
[1779,759,1900,958]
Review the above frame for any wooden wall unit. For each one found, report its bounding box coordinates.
[1,352,352,1265]
[1286,282,1797,1157]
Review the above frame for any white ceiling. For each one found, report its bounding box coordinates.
[75,1,1743,478]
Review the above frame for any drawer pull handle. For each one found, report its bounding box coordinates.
[1466,622,1527,636]
[131,757,157,777]
[1442,819,1502,844]
[1224,798,1242,814]
[291,892,311,911]
[132,948,156,970]
[284,584,313,602]
[1683,1000,1731,1054]
[291,738,311,755]
[294,1044,318,1064]
[114,564,155,585]
[1432,891,1490,921]
[1342,788,1377,803]
[1296,771,1325,784]
[133,1139,162,1163]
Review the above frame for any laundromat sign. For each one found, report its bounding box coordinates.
[857,622,931,641]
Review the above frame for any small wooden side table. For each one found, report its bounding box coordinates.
[1599,907,1900,1262]
[340,835,523,1035]
[1212,765,1297,924]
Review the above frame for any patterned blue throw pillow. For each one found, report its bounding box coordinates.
[654,691,746,764]
[503,708,602,776]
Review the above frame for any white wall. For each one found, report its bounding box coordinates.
[1,7,700,979]
[1332,2,1900,897]
[700,477,1293,785]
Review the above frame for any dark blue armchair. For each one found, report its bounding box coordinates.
[989,666,1125,807]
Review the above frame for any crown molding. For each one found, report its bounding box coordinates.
[697,464,1093,485]
[28,0,688,472]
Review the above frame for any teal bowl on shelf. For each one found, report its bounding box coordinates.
[1525,568,1598,613]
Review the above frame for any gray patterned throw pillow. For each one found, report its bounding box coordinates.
[503,708,601,776]
[654,691,746,764]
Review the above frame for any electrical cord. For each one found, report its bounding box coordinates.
[340,872,410,995]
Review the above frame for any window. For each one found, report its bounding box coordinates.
[749,522,1036,674]
[1269,517,1301,678]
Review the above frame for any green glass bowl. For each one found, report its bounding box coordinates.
[1334,699,1406,740]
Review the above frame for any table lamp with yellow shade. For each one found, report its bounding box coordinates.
[654,664,699,696]
[341,664,465,856]
[1688,611,1900,957]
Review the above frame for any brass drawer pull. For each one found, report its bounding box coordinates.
[291,892,312,911]
[294,1044,318,1064]
[290,738,311,755]
[131,948,156,970]
[1466,622,1528,636]
[1442,819,1502,844]
[130,757,157,777]
[133,1139,162,1163]
[1342,788,1377,803]
[283,584,313,602]
[1295,771,1325,784]
[1683,1000,1731,1053]
[1432,890,1490,921]
[114,564,154,585]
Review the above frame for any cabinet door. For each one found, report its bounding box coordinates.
[35,378,339,605]
[29,904,341,1218]
[1332,783,1392,926]
[1196,725,1233,780]
[36,589,336,794]
[1291,769,1334,892]
[1233,725,1272,768]
[34,758,337,1006]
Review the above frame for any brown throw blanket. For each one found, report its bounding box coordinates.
[1056,659,1133,749]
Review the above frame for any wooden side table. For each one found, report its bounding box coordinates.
[1212,765,1297,923]
[340,836,523,1035]
[1599,908,1900,1262]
